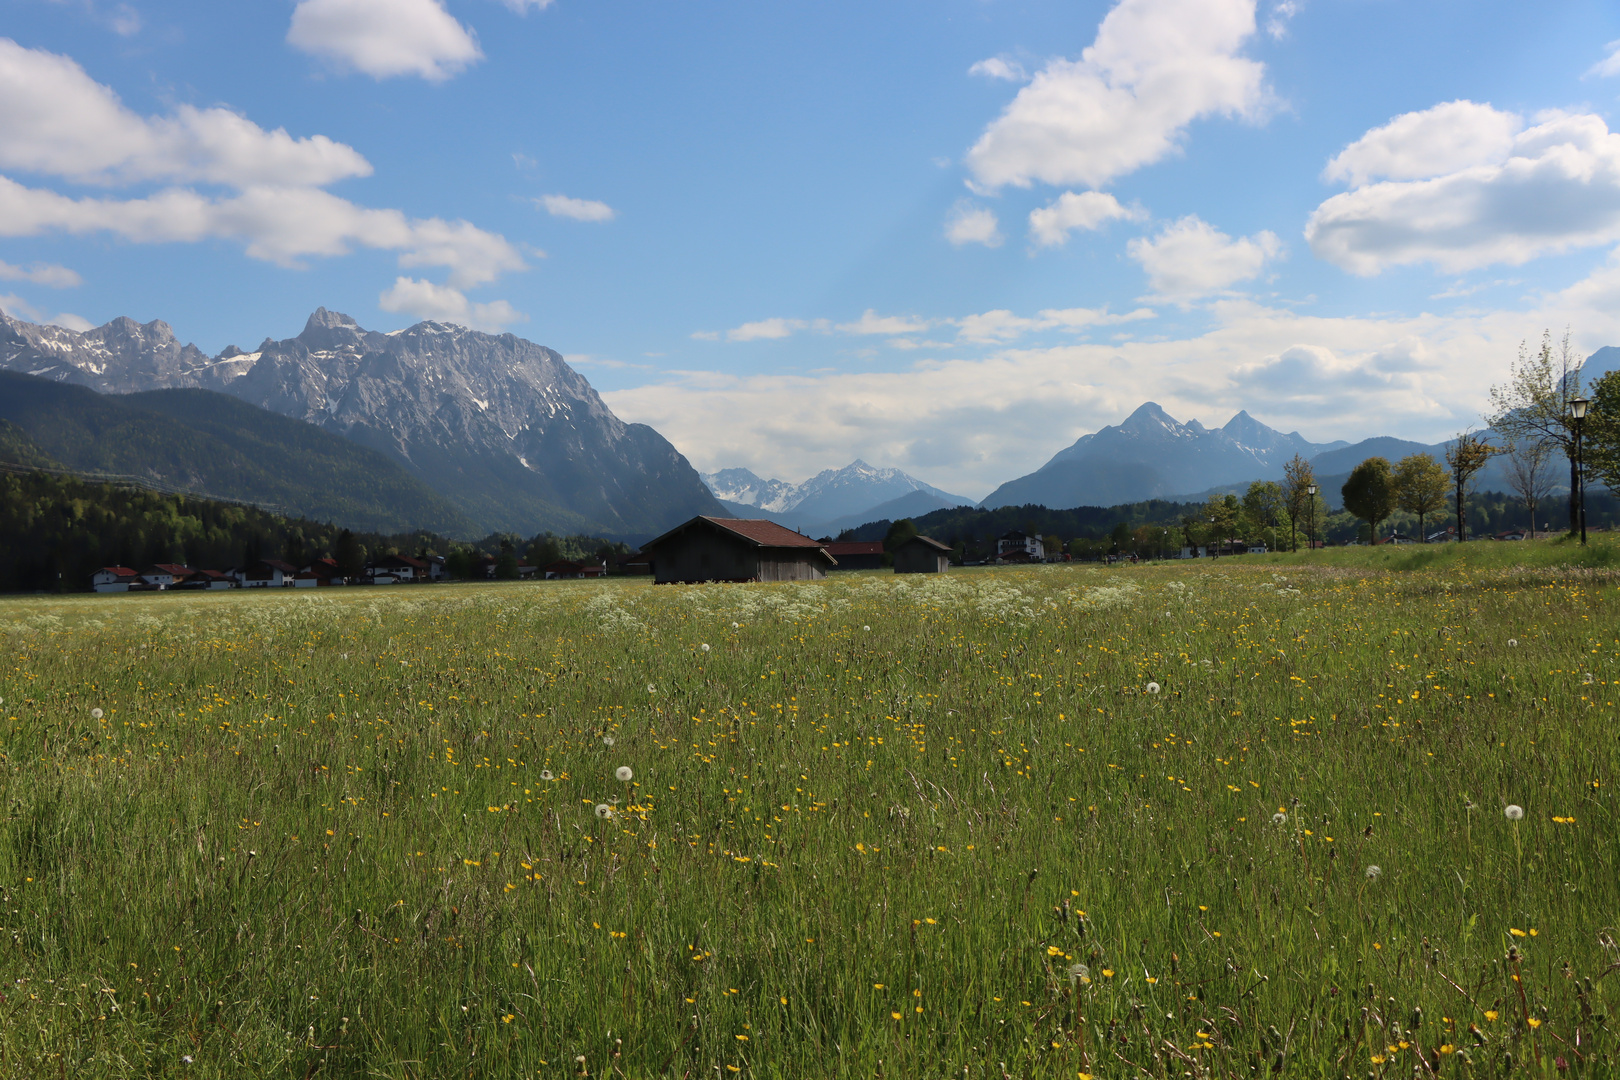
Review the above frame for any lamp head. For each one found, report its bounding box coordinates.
[1306,485,1317,496]
[1570,397,1590,420]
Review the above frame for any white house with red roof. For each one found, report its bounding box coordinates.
[91,566,142,593]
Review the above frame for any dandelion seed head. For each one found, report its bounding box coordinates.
[863,625,871,631]
[594,804,613,819]
[1505,804,1524,820]
[646,683,656,693]
[1068,963,1089,982]
[602,736,615,747]
[90,707,103,719]
[1145,682,1160,694]
[540,770,554,781]
[1272,812,1287,825]
[1508,638,1518,647]
[1365,865,1381,879]
[701,643,710,652]
[615,766,633,782]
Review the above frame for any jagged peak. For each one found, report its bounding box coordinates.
[303,308,362,334]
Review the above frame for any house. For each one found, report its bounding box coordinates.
[545,560,585,579]
[369,554,430,584]
[141,563,194,589]
[893,534,951,574]
[618,552,651,575]
[997,531,1044,562]
[639,516,837,584]
[823,541,885,571]
[234,559,297,588]
[91,566,142,593]
[176,569,236,590]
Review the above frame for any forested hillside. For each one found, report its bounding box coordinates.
[0,372,474,536]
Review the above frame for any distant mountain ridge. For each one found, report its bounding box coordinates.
[701,460,974,534]
[0,308,725,538]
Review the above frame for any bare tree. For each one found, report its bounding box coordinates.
[1487,328,1585,531]
[1503,439,1556,538]
[1282,454,1315,552]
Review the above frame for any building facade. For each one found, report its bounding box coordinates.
[640,517,836,584]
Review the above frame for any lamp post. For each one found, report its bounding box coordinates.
[1571,397,1590,546]
[1305,484,1317,550]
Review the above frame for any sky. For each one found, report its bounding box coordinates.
[4,0,1620,500]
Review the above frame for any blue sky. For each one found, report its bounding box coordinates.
[4,0,1620,498]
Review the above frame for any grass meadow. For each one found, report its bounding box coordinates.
[1,542,1616,1078]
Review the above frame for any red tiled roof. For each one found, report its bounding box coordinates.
[900,535,952,552]
[824,541,884,556]
[147,563,193,575]
[700,517,826,548]
[98,566,140,579]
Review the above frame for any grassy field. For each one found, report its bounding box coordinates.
[1,544,1616,1078]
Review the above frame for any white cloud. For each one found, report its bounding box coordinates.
[499,0,555,11]
[288,0,482,83]
[1265,0,1300,39]
[837,310,931,336]
[1028,190,1145,246]
[378,277,524,331]
[1128,215,1280,300]
[956,304,1155,343]
[0,294,92,330]
[965,0,1268,191]
[969,56,1027,82]
[0,176,524,287]
[538,194,615,222]
[727,317,807,342]
[945,201,1003,247]
[1307,110,1620,275]
[1322,100,1522,187]
[0,38,373,188]
[0,260,81,288]
[1587,40,1620,79]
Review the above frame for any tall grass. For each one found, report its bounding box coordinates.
[0,555,1615,1078]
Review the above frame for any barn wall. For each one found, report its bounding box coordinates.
[756,550,827,582]
[650,531,756,583]
[894,546,949,574]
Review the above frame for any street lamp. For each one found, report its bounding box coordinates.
[1571,397,1590,546]
[1305,484,1317,550]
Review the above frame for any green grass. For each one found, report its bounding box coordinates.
[1258,531,1620,572]
[0,558,1616,1079]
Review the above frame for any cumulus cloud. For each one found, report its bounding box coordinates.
[538,194,615,222]
[969,56,1027,82]
[0,38,372,188]
[288,0,482,83]
[0,176,523,287]
[965,0,1268,191]
[945,201,1003,247]
[1128,215,1280,300]
[837,310,931,336]
[378,277,524,331]
[1587,40,1620,79]
[0,294,92,330]
[1028,190,1145,246]
[1307,109,1620,275]
[1321,100,1522,187]
[724,317,808,342]
[0,259,81,288]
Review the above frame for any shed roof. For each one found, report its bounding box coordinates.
[824,541,884,556]
[647,516,827,550]
[898,534,952,552]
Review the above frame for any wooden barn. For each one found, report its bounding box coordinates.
[893,534,951,574]
[823,540,885,571]
[640,517,836,584]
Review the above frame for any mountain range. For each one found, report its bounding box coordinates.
[702,461,974,536]
[1,309,724,537]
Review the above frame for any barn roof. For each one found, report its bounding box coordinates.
[824,541,884,556]
[644,516,835,561]
[898,534,951,552]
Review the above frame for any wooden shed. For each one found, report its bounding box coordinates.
[893,534,951,574]
[640,516,837,584]
[823,540,885,571]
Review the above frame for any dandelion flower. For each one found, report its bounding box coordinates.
[1508,638,1518,647]
[1272,812,1287,825]
[594,804,613,819]
[701,643,711,652]
[1145,682,1160,694]
[615,766,633,782]
[540,770,554,781]
[91,707,103,720]
[602,736,615,747]
[1365,865,1381,879]
[1505,805,1524,820]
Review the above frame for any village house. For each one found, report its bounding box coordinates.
[893,534,951,574]
[996,531,1044,563]
[177,569,236,590]
[140,563,194,589]
[822,540,885,571]
[234,559,298,588]
[91,566,142,593]
[639,516,836,584]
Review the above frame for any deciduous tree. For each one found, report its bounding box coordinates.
[1282,454,1315,552]
[1392,453,1448,541]
[1445,432,1496,542]
[1502,439,1555,538]
[1342,458,1395,542]
[1487,329,1585,531]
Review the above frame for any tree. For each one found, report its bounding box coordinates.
[494,539,520,580]
[1242,480,1283,551]
[1392,453,1448,541]
[1109,521,1131,554]
[1502,439,1556,538]
[1588,369,1620,497]
[1445,432,1496,542]
[1487,329,1586,531]
[883,518,919,551]
[1282,454,1316,552]
[1204,494,1238,551]
[334,528,364,580]
[1341,458,1395,542]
